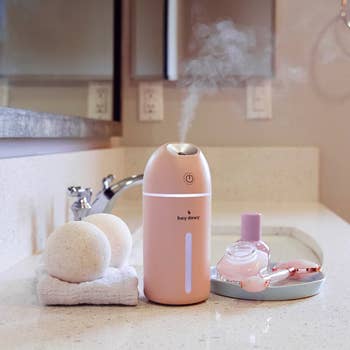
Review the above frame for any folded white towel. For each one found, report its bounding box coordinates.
[37,266,139,306]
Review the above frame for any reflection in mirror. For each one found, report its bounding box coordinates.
[131,0,275,81]
[131,0,165,79]
[0,0,115,121]
[179,0,275,79]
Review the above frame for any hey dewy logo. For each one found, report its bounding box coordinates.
[177,210,200,221]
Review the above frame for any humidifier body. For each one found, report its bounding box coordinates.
[143,143,211,305]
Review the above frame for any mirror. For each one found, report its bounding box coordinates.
[131,0,165,79]
[0,0,121,138]
[0,0,275,138]
[131,0,275,81]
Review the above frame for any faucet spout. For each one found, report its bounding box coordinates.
[68,174,143,220]
[97,174,144,214]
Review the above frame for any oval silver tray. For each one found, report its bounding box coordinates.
[210,266,325,301]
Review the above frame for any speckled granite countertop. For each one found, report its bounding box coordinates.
[0,201,348,350]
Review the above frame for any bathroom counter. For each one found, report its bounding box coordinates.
[0,201,348,350]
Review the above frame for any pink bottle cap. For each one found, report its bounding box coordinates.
[241,213,261,241]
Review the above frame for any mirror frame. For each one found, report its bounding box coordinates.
[0,0,122,138]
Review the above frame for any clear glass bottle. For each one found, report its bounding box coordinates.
[216,241,268,282]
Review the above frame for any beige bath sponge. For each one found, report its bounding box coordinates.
[84,213,132,268]
[44,221,111,283]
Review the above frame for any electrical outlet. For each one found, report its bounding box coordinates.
[87,82,112,120]
[138,81,163,121]
[0,79,9,106]
[246,79,272,120]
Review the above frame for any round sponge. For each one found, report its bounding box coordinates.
[44,221,111,283]
[84,213,132,268]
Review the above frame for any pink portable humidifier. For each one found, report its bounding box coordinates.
[143,143,212,305]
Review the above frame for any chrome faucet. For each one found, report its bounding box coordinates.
[68,174,144,221]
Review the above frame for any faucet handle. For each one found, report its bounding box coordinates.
[67,186,93,202]
[102,174,116,190]
[67,186,93,220]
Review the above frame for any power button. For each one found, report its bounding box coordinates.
[184,172,194,185]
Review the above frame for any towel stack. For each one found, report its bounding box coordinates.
[37,213,139,306]
[37,266,138,306]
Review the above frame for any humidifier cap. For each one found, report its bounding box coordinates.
[143,143,211,195]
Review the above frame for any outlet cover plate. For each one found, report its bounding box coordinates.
[246,79,272,120]
[87,82,112,120]
[138,81,163,121]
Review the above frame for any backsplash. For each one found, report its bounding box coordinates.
[122,147,319,202]
[0,148,123,273]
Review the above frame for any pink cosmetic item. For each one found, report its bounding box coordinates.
[240,213,270,257]
[272,259,321,280]
[143,143,211,305]
[216,241,269,282]
[240,268,297,293]
[240,259,321,293]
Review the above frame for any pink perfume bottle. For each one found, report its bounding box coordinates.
[240,213,270,258]
[216,213,270,283]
